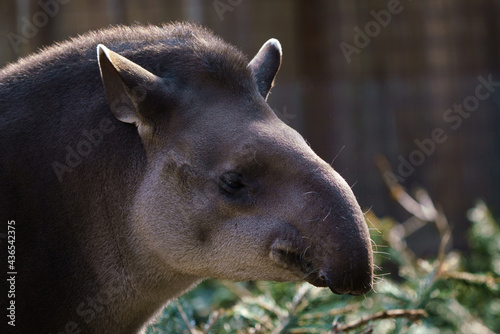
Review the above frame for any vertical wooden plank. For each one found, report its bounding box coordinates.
[0,0,18,66]
[295,0,335,161]
[105,0,125,24]
[182,0,204,24]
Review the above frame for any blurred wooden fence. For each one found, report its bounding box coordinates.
[1,0,499,251]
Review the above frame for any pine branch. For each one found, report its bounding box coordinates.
[202,310,223,334]
[330,309,428,333]
[301,303,361,320]
[374,155,436,221]
[375,154,453,278]
[271,284,311,334]
[441,271,500,289]
[176,303,202,334]
[220,280,253,298]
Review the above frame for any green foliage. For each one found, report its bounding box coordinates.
[147,201,499,334]
[466,201,500,276]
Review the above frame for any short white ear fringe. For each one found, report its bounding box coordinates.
[97,44,112,60]
[264,38,282,57]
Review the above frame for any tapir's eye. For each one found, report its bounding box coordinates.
[219,172,245,194]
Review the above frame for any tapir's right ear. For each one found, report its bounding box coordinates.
[248,39,282,101]
[97,44,167,125]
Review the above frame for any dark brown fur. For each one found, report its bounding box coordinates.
[0,22,372,333]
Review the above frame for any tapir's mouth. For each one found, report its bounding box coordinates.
[270,240,372,296]
[270,242,328,289]
[269,242,315,277]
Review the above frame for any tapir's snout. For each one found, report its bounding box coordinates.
[270,220,373,296]
[311,176,373,296]
[272,214,373,295]
[270,168,373,296]
[312,214,373,296]
[320,260,373,296]
[315,198,373,295]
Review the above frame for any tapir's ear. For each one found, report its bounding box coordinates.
[97,44,167,125]
[248,39,282,101]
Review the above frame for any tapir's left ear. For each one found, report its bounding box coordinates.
[248,39,282,101]
[97,44,169,126]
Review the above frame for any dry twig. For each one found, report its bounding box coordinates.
[330,309,428,333]
[176,303,202,334]
[374,154,453,278]
[301,303,361,320]
[271,284,311,334]
[441,271,500,289]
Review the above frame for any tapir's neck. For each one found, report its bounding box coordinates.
[85,216,202,333]
[55,175,202,333]
[95,267,200,333]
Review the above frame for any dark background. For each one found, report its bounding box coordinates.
[1,0,499,252]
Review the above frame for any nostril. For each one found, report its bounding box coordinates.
[320,271,348,295]
[319,269,372,296]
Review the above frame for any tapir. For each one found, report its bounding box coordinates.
[0,22,372,333]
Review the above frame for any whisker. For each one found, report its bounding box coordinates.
[373,251,391,256]
[365,216,381,234]
[322,207,332,222]
[252,150,261,166]
[330,145,345,166]
[302,191,319,196]
[363,206,374,215]
[374,275,388,281]
[301,246,311,261]
[374,276,388,282]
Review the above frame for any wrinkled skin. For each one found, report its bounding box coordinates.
[0,23,372,333]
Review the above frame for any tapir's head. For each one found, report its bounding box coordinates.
[97,26,372,295]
